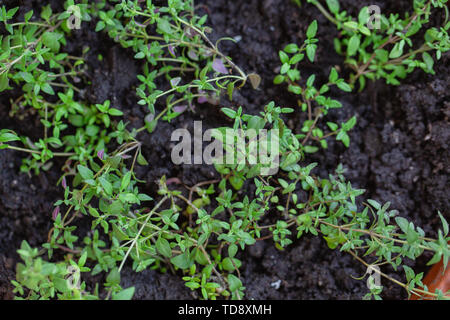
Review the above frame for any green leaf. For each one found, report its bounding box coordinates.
[274,75,285,84]
[289,85,302,94]
[0,73,9,92]
[88,207,100,218]
[145,119,158,133]
[112,287,135,300]
[343,116,357,131]
[222,257,241,272]
[324,235,341,249]
[306,74,315,87]
[326,0,340,14]
[229,176,244,190]
[78,252,87,267]
[306,20,318,39]
[305,176,315,187]
[284,43,298,53]
[41,5,52,21]
[0,130,20,143]
[108,108,123,116]
[185,282,200,290]
[306,44,316,62]
[327,122,338,131]
[106,268,120,285]
[389,40,405,59]
[227,274,242,292]
[395,217,409,234]
[95,21,105,32]
[77,165,94,181]
[41,83,55,95]
[279,51,289,64]
[157,18,173,34]
[358,7,370,25]
[227,81,235,100]
[228,244,238,258]
[171,251,192,269]
[156,237,172,258]
[343,21,359,30]
[120,171,132,191]
[329,68,338,83]
[422,52,434,72]
[278,178,289,189]
[247,116,265,130]
[280,63,290,74]
[99,176,113,196]
[347,34,360,56]
[406,22,421,37]
[108,200,123,215]
[221,107,236,119]
[24,10,34,23]
[438,211,449,236]
[85,125,99,137]
[42,32,61,52]
[6,7,19,20]
[304,146,319,153]
[290,53,304,64]
[137,152,149,166]
[367,199,381,210]
[427,252,442,266]
[336,131,350,147]
[336,80,352,92]
[358,25,371,36]
[134,52,145,59]
[19,72,33,83]
[137,193,153,201]
[403,265,415,282]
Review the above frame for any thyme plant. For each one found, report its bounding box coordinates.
[0,1,448,301]
[299,0,450,90]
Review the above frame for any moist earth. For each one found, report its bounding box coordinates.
[0,0,448,299]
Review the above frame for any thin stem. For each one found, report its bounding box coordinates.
[10,22,50,27]
[302,111,321,145]
[5,145,75,157]
[175,16,248,82]
[386,43,432,65]
[319,219,438,252]
[106,196,168,300]
[48,82,81,93]
[47,72,78,78]
[347,249,439,299]
[312,1,339,26]
[44,105,48,141]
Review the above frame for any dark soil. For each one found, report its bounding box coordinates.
[0,0,448,300]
